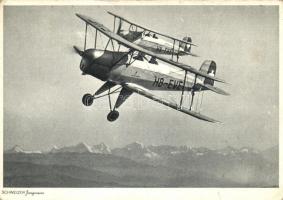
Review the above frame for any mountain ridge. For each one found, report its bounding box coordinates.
[5,141,269,156]
[4,142,278,187]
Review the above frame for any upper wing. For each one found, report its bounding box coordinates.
[107,11,197,47]
[124,83,219,123]
[76,13,225,83]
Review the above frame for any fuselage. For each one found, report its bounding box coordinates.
[135,36,188,56]
[119,31,188,56]
[80,49,203,92]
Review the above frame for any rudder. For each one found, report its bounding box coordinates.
[180,36,192,53]
[199,60,217,86]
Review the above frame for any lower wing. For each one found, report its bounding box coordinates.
[123,83,219,123]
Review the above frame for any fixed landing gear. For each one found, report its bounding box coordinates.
[82,84,130,122]
[107,110,119,122]
[82,93,94,106]
[82,92,119,122]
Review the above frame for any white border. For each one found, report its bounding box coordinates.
[0,1,282,200]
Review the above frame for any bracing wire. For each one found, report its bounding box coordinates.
[98,31,104,49]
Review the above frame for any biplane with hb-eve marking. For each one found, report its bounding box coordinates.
[107,11,198,62]
[74,13,229,123]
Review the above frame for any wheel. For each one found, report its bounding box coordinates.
[107,110,119,122]
[82,93,94,106]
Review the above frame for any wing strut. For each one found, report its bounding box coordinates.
[189,75,198,110]
[113,16,116,32]
[111,49,134,67]
[104,39,110,50]
[84,23,88,50]
[177,45,181,62]
[179,71,187,107]
[171,40,175,60]
[94,29,97,49]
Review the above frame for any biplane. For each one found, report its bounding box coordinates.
[74,13,229,123]
[108,11,198,62]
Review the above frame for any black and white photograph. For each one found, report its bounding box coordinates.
[3,3,279,191]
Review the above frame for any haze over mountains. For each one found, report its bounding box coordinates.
[4,142,278,187]
[5,141,263,155]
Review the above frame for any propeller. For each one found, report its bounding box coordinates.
[73,46,84,56]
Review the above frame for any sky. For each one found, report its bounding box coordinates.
[3,6,279,151]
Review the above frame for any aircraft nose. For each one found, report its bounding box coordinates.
[80,58,87,72]
[79,50,99,74]
[73,46,87,73]
[75,48,105,75]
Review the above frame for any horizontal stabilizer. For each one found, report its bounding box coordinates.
[199,83,230,96]
[124,83,219,123]
[184,51,199,57]
[179,107,220,123]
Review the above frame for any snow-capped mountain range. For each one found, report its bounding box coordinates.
[5,142,260,158]
[48,142,111,154]
[5,145,42,154]
[112,142,159,161]
[4,142,278,187]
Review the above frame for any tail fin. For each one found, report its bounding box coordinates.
[179,36,192,53]
[199,60,217,86]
